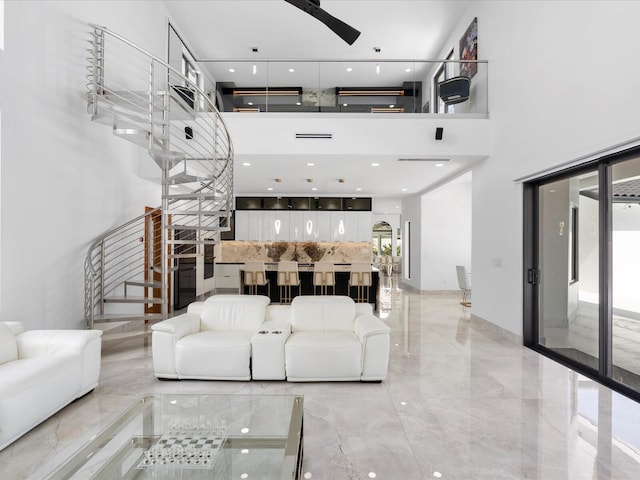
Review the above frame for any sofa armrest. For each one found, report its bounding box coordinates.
[16,329,103,393]
[354,315,390,381]
[354,314,390,341]
[1,321,24,336]
[16,329,102,359]
[151,313,201,338]
[151,313,201,379]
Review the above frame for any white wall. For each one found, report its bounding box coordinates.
[459,1,640,335]
[0,1,170,329]
[421,172,471,290]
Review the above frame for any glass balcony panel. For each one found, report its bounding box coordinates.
[209,60,487,115]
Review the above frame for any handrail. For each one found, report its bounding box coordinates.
[89,23,235,158]
[84,207,160,280]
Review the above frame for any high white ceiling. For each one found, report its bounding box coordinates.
[163,1,478,205]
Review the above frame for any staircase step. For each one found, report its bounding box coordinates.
[150,149,185,169]
[124,280,161,289]
[103,295,163,304]
[170,210,229,216]
[150,265,180,273]
[91,313,164,323]
[163,193,219,201]
[169,253,203,259]
[165,225,222,231]
[167,239,219,245]
[112,127,168,151]
[167,172,201,184]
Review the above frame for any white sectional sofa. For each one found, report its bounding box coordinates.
[151,295,390,382]
[152,295,271,380]
[0,322,102,451]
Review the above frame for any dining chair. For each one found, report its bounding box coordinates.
[455,265,472,307]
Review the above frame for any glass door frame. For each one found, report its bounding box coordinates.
[523,145,640,403]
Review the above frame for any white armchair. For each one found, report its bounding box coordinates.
[284,296,390,382]
[151,295,270,380]
[0,322,102,451]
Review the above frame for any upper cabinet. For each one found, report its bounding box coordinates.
[234,196,372,242]
[234,210,371,242]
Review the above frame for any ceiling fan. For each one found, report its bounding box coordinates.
[284,0,361,45]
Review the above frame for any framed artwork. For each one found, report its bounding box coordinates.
[460,17,478,78]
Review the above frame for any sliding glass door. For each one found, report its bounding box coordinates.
[611,156,640,391]
[524,147,640,400]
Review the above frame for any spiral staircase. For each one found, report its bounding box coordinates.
[84,25,234,342]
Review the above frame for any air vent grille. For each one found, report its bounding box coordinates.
[397,158,450,162]
[296,133,332,139]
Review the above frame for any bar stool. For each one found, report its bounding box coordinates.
[244,261,270,297]
[349,262,372,303]
[313,262,335,295]
[277,261,300,304]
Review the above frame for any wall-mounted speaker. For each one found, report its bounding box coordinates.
[185,126,193,140]
[435,127,443,140]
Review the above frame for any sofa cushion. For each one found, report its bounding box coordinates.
[200,295,269,332]
[175,331,254,379]
[285,331,362,380]
[291,296,356,332]
[0,323,18,365]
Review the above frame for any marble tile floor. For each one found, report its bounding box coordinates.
[2,280,640,479]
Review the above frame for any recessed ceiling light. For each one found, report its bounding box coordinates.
[306,162,315,166]
[395,205,400,209]
[435,163,444,167]
[228,68,235,73]
[343,103,348,107]
[346,67,353,72]
[312,187,318,191]
[241,427,250,434]
[296,102,301,106]
[371,163,380,167]
[267,187,273,191]
[252,64,257,75]
[356,187,362,191]
[405,68,412,73]
[402,188,408,192]
[289,68,295,73]
[376,64,380,74]
[242,162,251,166]
[389,104,395,108]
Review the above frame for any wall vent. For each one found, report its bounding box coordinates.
[296,133,332,139]
[397,158,450,162]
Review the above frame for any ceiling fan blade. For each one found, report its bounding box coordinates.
[284,0,361,45]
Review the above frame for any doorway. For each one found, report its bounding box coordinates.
[372,221,393,257]
[524,147,640,400]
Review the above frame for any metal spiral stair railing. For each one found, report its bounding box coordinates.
[84,25,234,331]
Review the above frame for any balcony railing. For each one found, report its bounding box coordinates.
[201,59,488,115]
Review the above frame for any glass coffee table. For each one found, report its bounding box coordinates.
[44,394,304,479]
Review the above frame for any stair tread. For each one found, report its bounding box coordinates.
[163,193,220,200]
[170,210,228,216]
[169,253,203,259]
[103,295,163,304]
[91,313,164,323]
[167,239,219,245]
[166,225,222,231]
[124,280,162,288]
